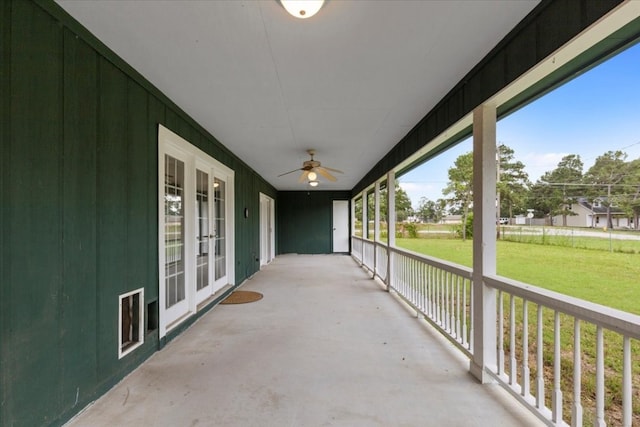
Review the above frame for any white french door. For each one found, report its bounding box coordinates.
[163,151,189,326]
[194,166,230,305]
[159,125,234,336]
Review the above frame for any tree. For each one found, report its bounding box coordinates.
[443,152,473,240]
[583,150,628,228]
[497,144,530,220]
[619,158,640,230]
[360,180,412,224]
[529,154,583,225]
[416,197,446,223]
[395,182,413,222]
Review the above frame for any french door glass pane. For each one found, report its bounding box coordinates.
[196,169,209,291]
[214,178,226,280]
[164,155,185,308]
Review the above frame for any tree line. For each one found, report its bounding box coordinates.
[354,145,640,232]
[413,146,640,230]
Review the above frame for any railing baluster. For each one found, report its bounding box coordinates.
[436,269,441,325]
[462,278,468,347]
[441,269,446,326]
[431,266,435,320]
[509,295,517,386]
[411,259,420,317]
[595,326,605,427]
[416,261,421,312]
[468,277,474,351]
[552,311,562,423]
[622,335,631,427]
[422,263,427,315]
[441,270,445,327]
[449,273,454,334]
[444,272,449,331]
[400,254,405,294]
[571,319,582,427]
[456,275,461,341]
[498,290,504,376]
[536,304,544,410]
[521,299,530,397]
[427,265,432,318]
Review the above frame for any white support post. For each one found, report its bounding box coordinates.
[469,104,498,383]
[374,181,381,278]
[350,196,355,237]
[362,189,368,240]
[386,171,396,292]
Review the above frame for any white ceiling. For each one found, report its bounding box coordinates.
[56,0,539,191]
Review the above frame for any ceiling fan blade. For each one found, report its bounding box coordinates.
[298,170,310,183]
[278,168,302,177]
[322,166,343,174]
[316,167,337,182]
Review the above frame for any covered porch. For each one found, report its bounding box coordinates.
[66,255,540,426]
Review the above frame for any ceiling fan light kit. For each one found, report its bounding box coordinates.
[278,149,343,187]
[280,0,325,19]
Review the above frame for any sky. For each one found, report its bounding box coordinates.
[399,41,640,208]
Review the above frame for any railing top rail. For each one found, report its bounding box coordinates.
[485,274,640,339]
[352,235,390,248]
[389,246,473,280]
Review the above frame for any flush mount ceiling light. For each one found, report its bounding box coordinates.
[280,0,325,19]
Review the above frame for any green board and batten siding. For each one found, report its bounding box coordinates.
[278,192,351,254]
[0,1,276,425]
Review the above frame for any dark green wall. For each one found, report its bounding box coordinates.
[353,0,635,195]
[278,191,350,254]
[0,1,276,425]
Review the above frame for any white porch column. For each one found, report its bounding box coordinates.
[350,196,355,236]
[362,189,368,239]
[470,104,498,383]
[374,181,381,277]
[386,171,396,291]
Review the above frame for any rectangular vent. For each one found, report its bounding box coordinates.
[147,300,158,332]
[119,288,144,359]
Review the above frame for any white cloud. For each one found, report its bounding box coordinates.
[520,152,569,182]
[399,182,443,208]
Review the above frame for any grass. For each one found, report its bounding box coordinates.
[395,236,640,425]
[396,237,640,314]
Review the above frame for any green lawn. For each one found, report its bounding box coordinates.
[396,237,640,315]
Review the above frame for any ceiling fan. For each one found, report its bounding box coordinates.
[278,149,343,183]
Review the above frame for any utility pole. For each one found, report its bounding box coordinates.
[607,183,612,229]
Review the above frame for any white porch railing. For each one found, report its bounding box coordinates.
[351,235,640,426]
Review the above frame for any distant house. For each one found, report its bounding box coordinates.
[553,197,632,228]
[441,215,463,224]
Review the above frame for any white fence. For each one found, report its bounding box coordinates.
[351,235,640,426]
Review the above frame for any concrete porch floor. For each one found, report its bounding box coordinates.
[67,255,542,427]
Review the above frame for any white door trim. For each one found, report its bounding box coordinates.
[259,193,275,266]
